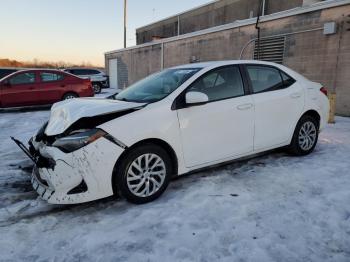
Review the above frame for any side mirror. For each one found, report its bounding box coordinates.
[185,91,209,105]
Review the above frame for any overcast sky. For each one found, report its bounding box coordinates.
[0,0,211,66]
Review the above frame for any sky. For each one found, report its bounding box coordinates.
[0,0,211,67]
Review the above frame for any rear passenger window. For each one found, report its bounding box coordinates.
[40,72,64,82]
[247,66,284,93]
[188,66,244,102]
[71,69,87,75]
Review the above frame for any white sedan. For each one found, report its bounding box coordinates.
[26,60,329,204]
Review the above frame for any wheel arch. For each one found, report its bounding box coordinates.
[111,138,179,194]
[300,109,321,128]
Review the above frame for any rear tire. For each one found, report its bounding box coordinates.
[113,144,172,204]
[62,92,78,100]
[92,83,102,94]
[288,115,319,156]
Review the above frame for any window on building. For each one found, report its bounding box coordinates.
[254,36,285,64]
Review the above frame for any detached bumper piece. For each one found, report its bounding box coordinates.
[11,136,56,169]
[31,167,55,201]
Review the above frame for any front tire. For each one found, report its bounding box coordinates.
[288,115,319,156]
[114,144,172,204]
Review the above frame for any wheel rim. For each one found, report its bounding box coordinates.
[126,153,166,197]
[298,121,317,151]
[93,84,101,93]
[65,95,76,100]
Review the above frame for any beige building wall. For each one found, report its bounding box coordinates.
[106,4,350,116]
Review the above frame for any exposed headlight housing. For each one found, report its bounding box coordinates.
[52,129,107,153]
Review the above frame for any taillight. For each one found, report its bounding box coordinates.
[320,87,328,97]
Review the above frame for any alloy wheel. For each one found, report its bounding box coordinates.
[298,121,317,151]
[126,153,166,197]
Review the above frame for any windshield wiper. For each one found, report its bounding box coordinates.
[116,97,130,102]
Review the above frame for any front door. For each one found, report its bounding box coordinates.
[177,66,254,168]
[1,72,38,107]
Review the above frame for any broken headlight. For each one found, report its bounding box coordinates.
[52,129,107,153]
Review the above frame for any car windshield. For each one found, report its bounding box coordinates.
[114,68,201,103]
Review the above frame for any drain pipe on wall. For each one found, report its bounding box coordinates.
[161,42,164,70]
[255,0,264,60]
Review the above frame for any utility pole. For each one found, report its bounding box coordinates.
[124,0,127,48]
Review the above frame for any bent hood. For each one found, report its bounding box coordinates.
[45,98,145,136]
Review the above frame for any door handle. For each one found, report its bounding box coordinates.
[290,92,301,98]
[60,84,66,87]
[29,86,35,90]
[237,103,253,110]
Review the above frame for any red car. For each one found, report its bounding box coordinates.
[0,69,94,108]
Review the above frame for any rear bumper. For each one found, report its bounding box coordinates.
[92,80,109,88]
[101,80,109,88]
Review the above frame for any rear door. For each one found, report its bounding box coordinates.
[244,64,304,151]
[1,71,39,107]
[37,71,66,104]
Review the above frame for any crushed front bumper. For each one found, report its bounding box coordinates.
[30,137,124,204]
[32,166,54,201]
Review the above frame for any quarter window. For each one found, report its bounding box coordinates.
[281,71,296,88]
[9,72,35,85]
[246,66,284,93]
[40,72,64,82]
[188,66,244,102]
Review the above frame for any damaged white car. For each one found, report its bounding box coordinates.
[14,60,329,204]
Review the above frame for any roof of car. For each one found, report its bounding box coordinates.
[63,68,103,71]
[171,60,281,69]
[10,69,65,73]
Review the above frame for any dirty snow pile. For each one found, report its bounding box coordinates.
[0,110,349,262]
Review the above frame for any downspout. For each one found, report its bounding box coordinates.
[255,0,264,60]
[161,42,164,70]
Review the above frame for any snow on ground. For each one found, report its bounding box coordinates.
[0,110,349,262]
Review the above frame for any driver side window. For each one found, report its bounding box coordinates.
[188,66,244,102]
[9,72,36,85]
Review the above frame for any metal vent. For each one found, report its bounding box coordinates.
[254,36,285,64]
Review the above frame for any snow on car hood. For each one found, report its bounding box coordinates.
[45,98,145,136]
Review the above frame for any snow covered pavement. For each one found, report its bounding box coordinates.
[0,111,349,262]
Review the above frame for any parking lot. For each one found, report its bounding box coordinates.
[0,109,349,261]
